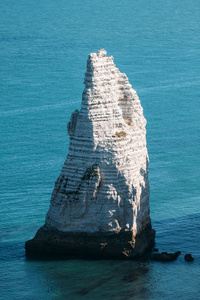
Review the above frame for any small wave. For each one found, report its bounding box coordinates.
[0,101,80,117]
[140,79,200,93]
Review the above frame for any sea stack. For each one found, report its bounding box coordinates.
[25,49,155,258]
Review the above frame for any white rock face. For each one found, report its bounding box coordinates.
[45,49,151,239]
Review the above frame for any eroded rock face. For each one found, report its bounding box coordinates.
[25,49,155,258]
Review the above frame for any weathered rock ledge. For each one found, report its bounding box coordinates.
[25,49,155,259]
[26,224,155,259]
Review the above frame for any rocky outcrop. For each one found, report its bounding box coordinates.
[25,49,155,258]
[150,252,181,262]
[184,254,194,262]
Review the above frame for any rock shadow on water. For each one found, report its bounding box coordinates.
[76,276,112,296]
[122,265,149,283]
[120,287,153,300]
[24,257,155,299]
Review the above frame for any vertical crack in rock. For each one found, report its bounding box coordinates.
[25,49,155,259]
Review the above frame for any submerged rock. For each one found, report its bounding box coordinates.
[25,49,155,259]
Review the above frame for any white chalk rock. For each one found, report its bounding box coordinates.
[26,50,155,258]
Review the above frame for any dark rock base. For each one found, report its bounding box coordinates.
[25,224,155,259]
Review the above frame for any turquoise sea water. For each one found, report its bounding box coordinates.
[0,0,200,299]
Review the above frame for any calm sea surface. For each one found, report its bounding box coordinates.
[0,0,200,299]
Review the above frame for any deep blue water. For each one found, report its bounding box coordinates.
[0,0,200,299]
